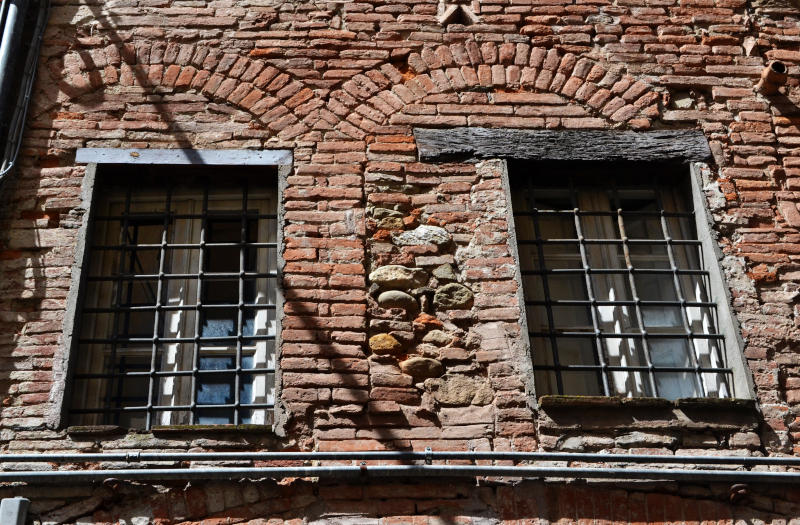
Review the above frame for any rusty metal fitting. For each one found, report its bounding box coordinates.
[756,61,788,95]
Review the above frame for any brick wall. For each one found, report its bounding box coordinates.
[4,479,800,524]
[1,0,800,521]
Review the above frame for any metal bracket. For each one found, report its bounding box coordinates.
[0,498,29,525]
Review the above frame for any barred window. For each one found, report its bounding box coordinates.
[510,166,734,400]
[69,166,278,429]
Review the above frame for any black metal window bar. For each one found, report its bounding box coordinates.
[510,168,733,399]
[70,169,278,429]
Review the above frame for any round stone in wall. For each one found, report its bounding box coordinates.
[377,290,419,313]
[372,207,403,220]
[399,357,444,381]
[369,333,403,355]
[376,216,404,230]
[429,375,483,405]
[432,263,458,282]
[433,283,474,310]
[392,225,451,246]
[369,265,428,290]
[422,329,452,346]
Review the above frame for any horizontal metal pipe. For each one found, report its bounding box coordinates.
[0,465,798,484]
[1,451,799,467]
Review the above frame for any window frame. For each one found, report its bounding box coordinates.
[51,149,291,430]
[412,126,754,403]
[502,161,754,402]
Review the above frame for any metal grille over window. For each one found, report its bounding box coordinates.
[70,169,278,429]
[511,169,732,400]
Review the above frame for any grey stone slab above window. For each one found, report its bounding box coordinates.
[413,128,712,164]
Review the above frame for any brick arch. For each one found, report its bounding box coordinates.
[38,43,338,142]
[39,40,666,147]
[337,41,665,131]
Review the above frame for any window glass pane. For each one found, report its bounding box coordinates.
[109,354,151,428]
[591,274,632,302]
[634,274,677,301]
[586,244,625,269]
[534,369,559,395]
[517,244,539,272]
[641,306,683,329]
[546,275,587,300]
[554,338,597,365]
[522,275,544,300]
[561,372,603,396]
[541,243,582,269]
[665,215,695,241]
[649,338,701,400]
[628,243,670,269]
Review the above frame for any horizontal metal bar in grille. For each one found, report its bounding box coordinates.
[91,242,278,250]
[528,331,724,339]
[514,210,694,218]
[517,239,702,246]
[83,304,276,313]
[520,268,709,276]
[70,403,275,414]
[94,213,278,221]
[78,335,276,344]
[525,299,717,308]
[532,364,733,373]
[86,272,277,281]
[74,369,276,379]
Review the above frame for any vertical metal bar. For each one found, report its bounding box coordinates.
[146,187,172,429]
[121,228,136,347]
[654,180,706,397]
[235,182,248,424]
[523,177,564,394]
[189,187,208,425]
[104,184,133,424]
[612,183,659,397]
[568,177,611,396]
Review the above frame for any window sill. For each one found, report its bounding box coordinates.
[537,395,757,412]
[66,424,275,439]
[66,425,127,438]
[151,424,275,436]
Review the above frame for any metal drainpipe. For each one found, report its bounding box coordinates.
[0,0,48,180]
[0,0,28,116]
[1,451,800,484]
[1,450,800,467]
[0,465,799,484]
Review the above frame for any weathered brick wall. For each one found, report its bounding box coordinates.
[3,479,800,524]
[1,0,800,521]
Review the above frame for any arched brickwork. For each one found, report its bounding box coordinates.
[40,38,669,139]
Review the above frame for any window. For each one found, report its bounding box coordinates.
[68,164,279,429]
[510,164,736,400]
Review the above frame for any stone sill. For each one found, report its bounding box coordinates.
[67,424,275,438]
[66,425,127,438]
[151,424,275,436]
[538,395,757,411]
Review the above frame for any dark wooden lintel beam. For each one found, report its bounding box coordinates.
[413,127,712,164]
